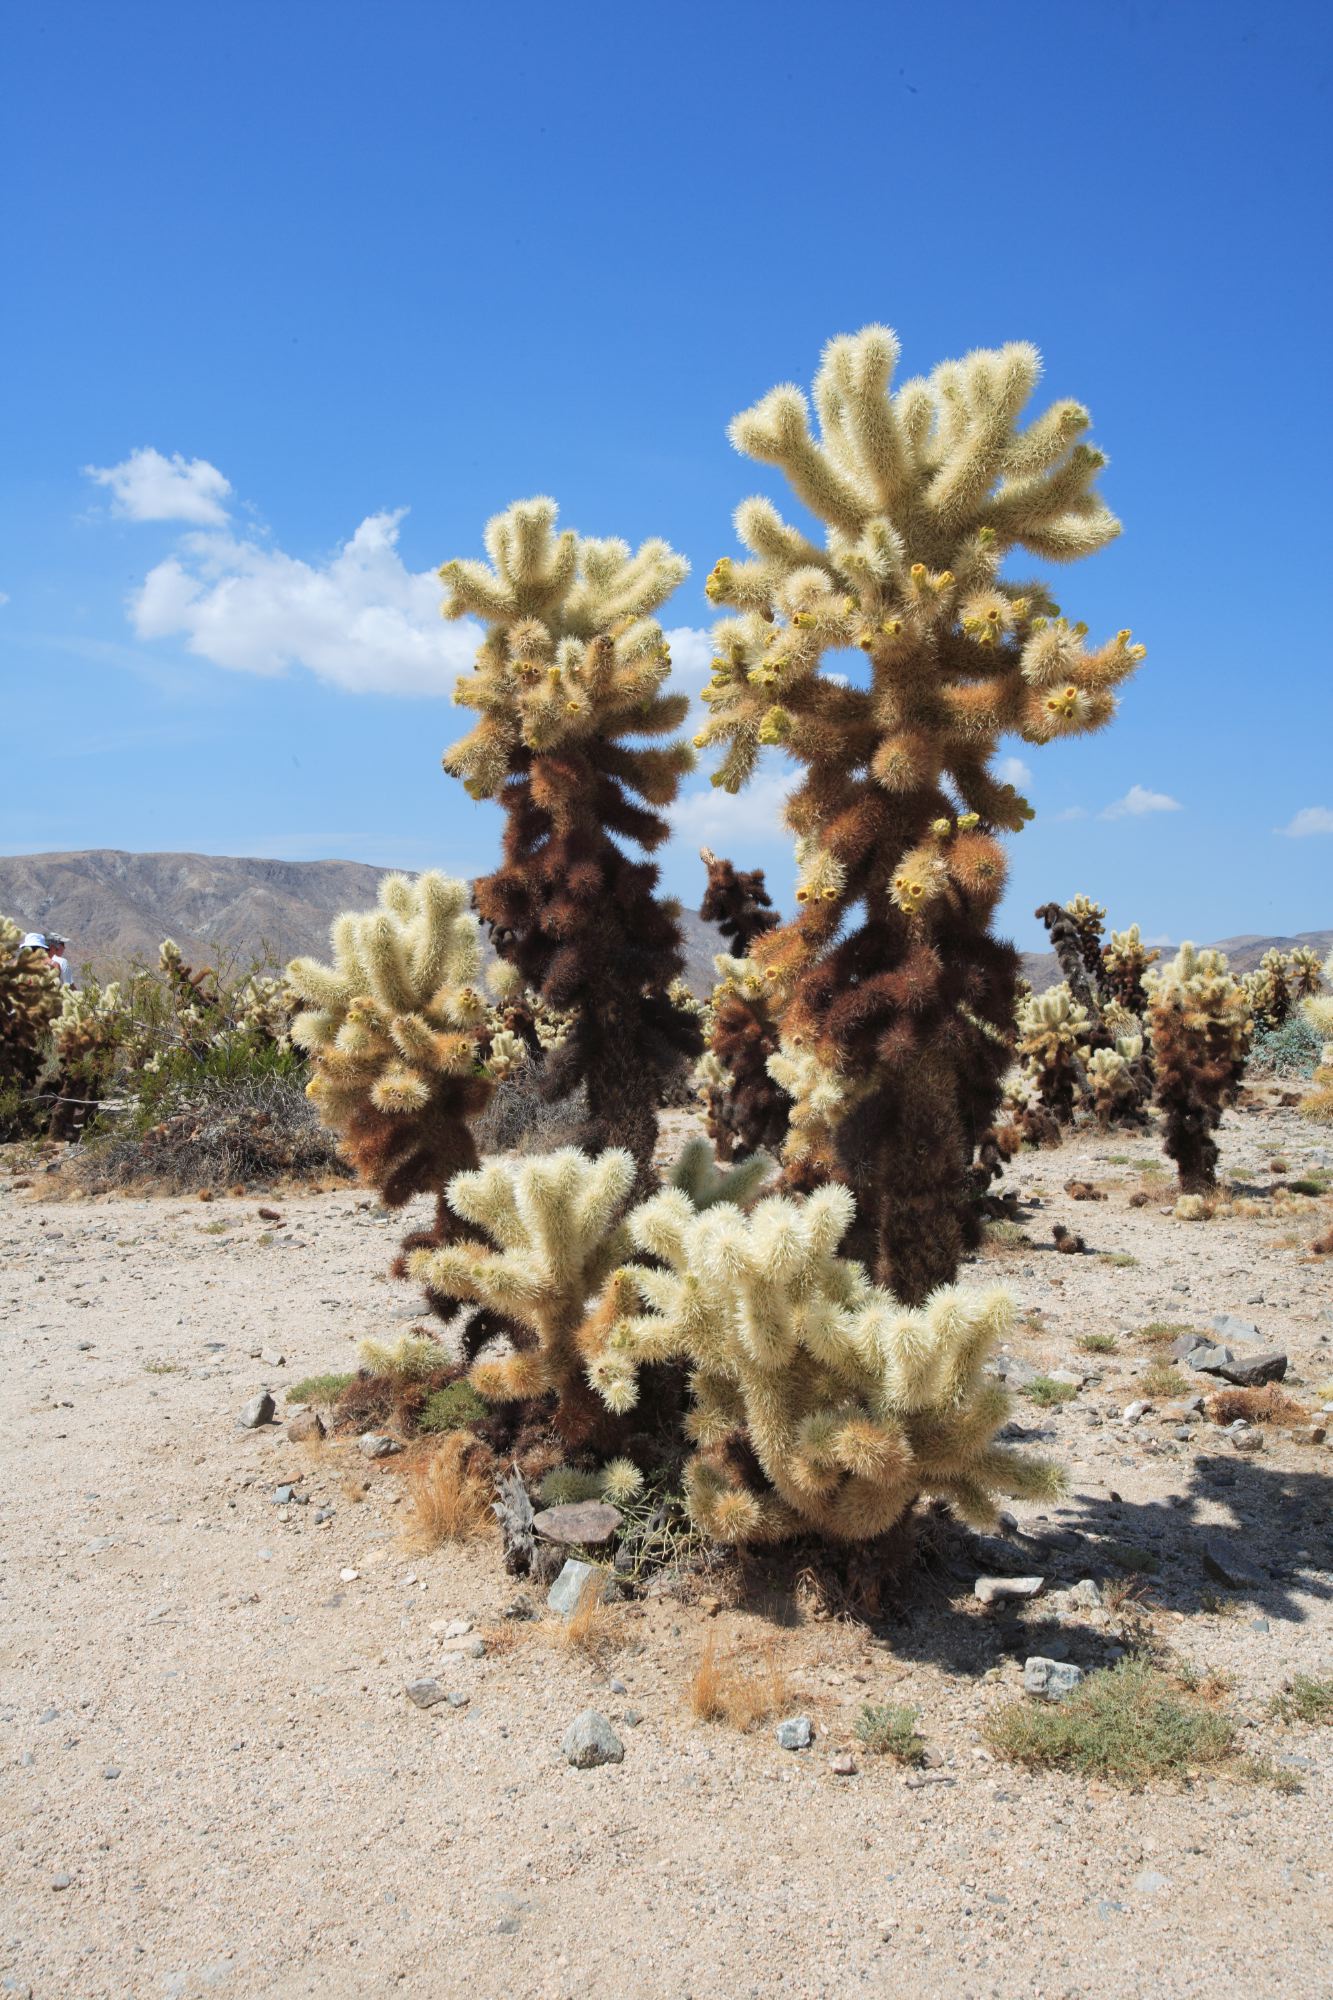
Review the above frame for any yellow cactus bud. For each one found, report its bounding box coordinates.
[930,817,951,839]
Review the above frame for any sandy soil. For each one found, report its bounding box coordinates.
[1,1096,1331,2000]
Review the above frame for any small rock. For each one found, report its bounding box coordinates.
[621,1708,643,1727]
[1187,1344,1234,1375]
[609,1677,628,1695]
[562,1709,624,1768]
[829,1752,857,1776]
[775,1716,813,1751]
[103,1765,120,1779]
[1067,1578,1102,1609]
[50,1873,72,1891]
[1170,1332,1207,1360]
[1210,1313,1260,1345]
[273,1485,295,1505]
[286,1409,325,1444]
[447,1691,469,1709]
[1024,1657,1084,1700]
[1122,1400,1151,1424]
[442,1617,473,1639]
[1250,1618,1270,1634]
[260,1348,286,1368]
[1201,1545,1256,1591]
[357,1433,401,1459]
[465,1637,487,1659]
[339,1567,359,1582]
[532,1501,623,1547]
[547,1559,598,1617]
[974,1575,1045,1605]
[1232,1429,1265,1453]
[406,1678,448,1708]
[1217,1350,1287,1388]
[313,1506,333,1524]
[991,1353,1039,1388]
[237,1390,275,1429]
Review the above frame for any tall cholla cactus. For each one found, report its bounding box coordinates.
[1146,944,1252,1190]
[0,916,61,1097]
[1102,922,1160,1013]
[1301,950,1333,1124]
[288,872,493,1209]
[1037,899,1106,1018]
[440,498,702,1179]
[1063,893,1107,993]
[47,980,126,1135]
[696,324,1142,1302]
[408,1141,771,1445]
[1014,984,1091,1126]
[585,1184,1058,1542]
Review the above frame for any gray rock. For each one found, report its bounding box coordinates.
[1024,1657,1084,1700]
[1216,1350,1287,1387]
[1210,1313,1261,1345]
[405,1678,448,1708]
[1187,1344,1233,1375]
[237,1390,275,1429]
[775,1715,813,1750]
[357,1433,401,1459]
[991,1353,1039,1388]
[622,1709,643,1727]
[1201,1544,1257,1590]
[547,1558,598,1616]
[532,1500,623,1547]
[50,1873,72,1891]
[974,1574,1045,1605]
[562,1709,624,1768]
[446,1691,469,1708]
[442,1617,472,1639]
[1170,1332,1207,1360]
[286,1409,326,1444]
[273,1485,295,1505]
[464,1637,486,1659]
[259,1348,286,1368]
[1067,1578,1102,1609]
[1122,1400,1151,1424]
[313,1506,334,1524]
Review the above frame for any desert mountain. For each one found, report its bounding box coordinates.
[1,849,1325,999]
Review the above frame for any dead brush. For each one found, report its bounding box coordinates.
[1207,1384,1309,1428]
[556,1571,620,1664]
[401,1434,493,1551]
[688,1635,791,1731]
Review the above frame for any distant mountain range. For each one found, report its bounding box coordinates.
[1,849,1326,999]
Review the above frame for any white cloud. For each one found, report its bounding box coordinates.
[671,770,792,850]
[130,509,482,696]
[1050,805,1088,822]
[1100,784,1182,820]
[1275,805,1333,838]
[663,626,713,689]
[85,447,234,526]
[996,754,1033,789]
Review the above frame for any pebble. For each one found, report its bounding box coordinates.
[273,1485,295,1505]
[447,1691,469,1709]
[974,1575,1045,1605]
[51,1873,72,1891]
[775,1716,813,1751]
[1024,1657,1085,1700]
[561,1709,624,1769]
[237,1390,275,1429]
[1122,1401,1151,1424]
[405,1678,448,1708]
[438,1617,472,1639]
[339,1567,359,1583]
[829,1752,857,1776]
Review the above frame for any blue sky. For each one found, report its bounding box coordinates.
[3,0,1330,951]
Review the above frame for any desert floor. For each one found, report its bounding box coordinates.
[1,1096,1331,2000]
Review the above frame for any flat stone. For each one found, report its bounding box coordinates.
[1210,1314,1261,1345]
[974,1575,1045,1605]
[441,1617,473,1639]
[237,1390,275,1429]
[1024,1657,1084,1700]
[1170,1333,1207,1360]
[1187,1344,1233,1375]
[357,1433,401,1459]
[1216,1350,1287,1388]
[532,1501,623,1547]
[286,1409,326,1444]
[259,1348,286,1368]
[547,1558,598,1617]
[1201,1545,1257,1591]
[562,1709,623,1768]
[405,1678,448,1708]
[775,1715,813,1751]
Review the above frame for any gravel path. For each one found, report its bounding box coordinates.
[1,1097,1331,2000]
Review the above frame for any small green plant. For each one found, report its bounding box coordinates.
[1103,1540,1160,1574]
[143,1358,182,1375]
[200,1220,228,1235]
[1142,1361,1187,1398]
[285,1371,356,1404]
[854,1703,926,1764]
[1286,1176,1327,1197]
[1078,1332,1118,1354]
[1135,1321,1198,1349]
[1234,1755,1304,1793]
[1271,1675,1333,1726]
[1024,1375,1078,1407]
[1099,1251,1139,1268]
[986,1659,1232,1785]
[537,1466,605,1506]
[418,1380,489,1435]
[983,1219,1032,1250]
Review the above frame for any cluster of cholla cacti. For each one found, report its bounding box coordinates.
[295,319,1157,1554]
[1242,945,1324,1034]
[1001,896,1153,1144]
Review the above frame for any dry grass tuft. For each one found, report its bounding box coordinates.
[986,1659,1233,1786]
[688,1635,791,1731]
[401,1435,493,1551]
[1208,1384,1308,1428]
[557,1571,620,1663]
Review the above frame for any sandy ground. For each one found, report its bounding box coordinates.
[2,1096,1332,2000]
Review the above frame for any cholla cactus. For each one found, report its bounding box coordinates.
[1242,949,1296,1033]
[697,850,789,1162]
[1036,901,1104,1018]
[233,971,292,1046]
[1288,946,1324,1001]
[1301,950,1333,1124]
[699,848,780,956]
[1084,1041,1145,1130]
[1147,944,1252,1190]
[697,324,1142,1301]
[440,498,702,1180]
[0,917,61,1106]
[46,980,126,1135]
[1102,923,1160,1013]
[1063,894,1107,991]
[586,1183,1059,1543]
[1014,984,1091,1127]
[288,871,493,1210]
[408,1141,772,1443]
